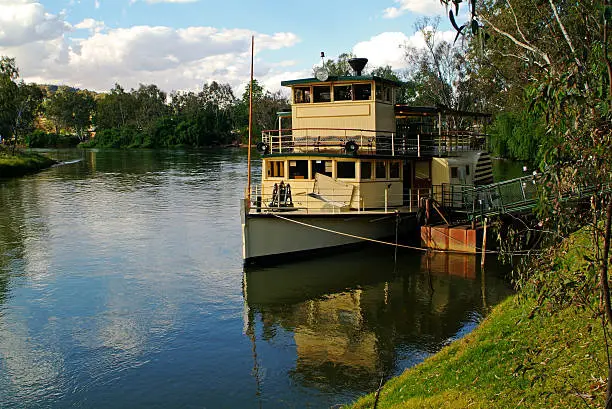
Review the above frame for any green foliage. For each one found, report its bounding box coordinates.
[348,232,609,408]
[0,150,56,177]
[490,111,546,165]
[25,130,79,148]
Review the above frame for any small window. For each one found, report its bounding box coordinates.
[337,161,356,179]
[334,85,352,101]
[313,86,331,103]
[311,160,332,178]
[294,87,310,104]
[353,83,371,100]
[465,165,470,176]
[384,86,392,102]
[375,82,384,101]
[451,166,458,179]
[361,161,372,179]
[289,160,309,179]
[375,161,387,179]
[266,160,284,178]
[389,161,400,179]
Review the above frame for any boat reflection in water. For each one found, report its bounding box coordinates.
[243,246,512,397]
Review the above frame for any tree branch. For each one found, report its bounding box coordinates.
[479,15,552,68]
[548,0,583,68]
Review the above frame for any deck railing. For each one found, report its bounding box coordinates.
[260,128,487,156]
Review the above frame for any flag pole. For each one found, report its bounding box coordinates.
[246,35,254,206]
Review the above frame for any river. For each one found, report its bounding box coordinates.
[0,149,514,408]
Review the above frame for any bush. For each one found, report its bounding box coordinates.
[25,130,80,148]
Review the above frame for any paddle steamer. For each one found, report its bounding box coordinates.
[241,58,492,263]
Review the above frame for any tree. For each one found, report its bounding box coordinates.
[444,0,612,404]
[404,17,474,110]
[0,57,43,153]
[235,79,290,143]
[316,52,357,76]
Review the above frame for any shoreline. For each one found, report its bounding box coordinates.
[0,150,57,178]
[346,229,606,408]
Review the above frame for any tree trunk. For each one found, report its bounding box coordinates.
[602,198,612,409]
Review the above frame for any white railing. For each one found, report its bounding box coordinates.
[260,128,487,157]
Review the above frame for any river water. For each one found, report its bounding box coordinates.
[0,149,513,408]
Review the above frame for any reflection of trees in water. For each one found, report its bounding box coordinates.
[245,251,513,392]
[0,177,49,305]
[0,180,27,304]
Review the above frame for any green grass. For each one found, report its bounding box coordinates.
[348,231,607,409]
[0,149,56,178]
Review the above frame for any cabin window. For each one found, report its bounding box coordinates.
[337,161,356,179]
[333,85,352,101]
[389,161,401,179]
[313,85,331,103]
[375,161,387,179]
[375,83,393,102]
[361,161,372,179]
[289,160,309,179]
[451,166,458,179]
[266,160,284,178]
[385,86,392,102]
[353,83,371,100]
[294,87,310,104]
[311,160,332,178]
[375,83,384,101]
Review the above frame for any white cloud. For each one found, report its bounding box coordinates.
[383,0,446,18]
[0,1,71,47]
[0,0,301,94]
[352,28,457,71]
[75,18,105,34]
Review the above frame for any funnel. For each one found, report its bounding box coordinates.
[348,58,368,76]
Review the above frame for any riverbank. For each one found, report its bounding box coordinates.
[0,150,57,178]
[348,230,607,408]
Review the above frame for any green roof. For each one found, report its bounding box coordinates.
[280,75,403,88]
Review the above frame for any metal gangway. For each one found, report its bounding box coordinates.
[441,174,611,223]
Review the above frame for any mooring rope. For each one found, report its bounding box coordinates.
[269,213,509,254]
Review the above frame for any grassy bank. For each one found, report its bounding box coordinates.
[0,150,56,178]
[349,231,607,408]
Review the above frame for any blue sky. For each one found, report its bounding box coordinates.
[0,0,457,94]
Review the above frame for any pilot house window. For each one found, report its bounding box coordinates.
[294,87,310,104]
[334,85,352,101]
[313,86,331,103]
[353,83,371,100]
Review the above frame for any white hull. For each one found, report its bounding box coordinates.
[241,200,415,263]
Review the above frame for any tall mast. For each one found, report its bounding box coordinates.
[246,35,254,205]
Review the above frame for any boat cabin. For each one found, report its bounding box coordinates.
[254,58,491,212]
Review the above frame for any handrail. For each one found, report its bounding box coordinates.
[260,127,486,156]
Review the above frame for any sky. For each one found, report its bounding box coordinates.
[0,0,461,96]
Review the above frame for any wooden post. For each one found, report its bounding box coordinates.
[481,217,488,268]
[246,35,254,205]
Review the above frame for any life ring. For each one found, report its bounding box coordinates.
[256,142,269,154]
[345,140,359,154]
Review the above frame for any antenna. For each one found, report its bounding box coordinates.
[315,51,329,81]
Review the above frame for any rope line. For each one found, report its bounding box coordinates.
[269,213,536,255]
